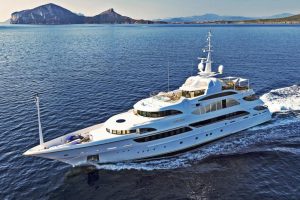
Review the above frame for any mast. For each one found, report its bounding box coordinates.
[204,30,213,73]
[35,94,44,145]
[197,30,223,76]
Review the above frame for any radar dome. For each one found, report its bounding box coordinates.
[218,65,224,74]
[198,62,205,72]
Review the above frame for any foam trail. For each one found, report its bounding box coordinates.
[249,115,300,131]
[261,85,300,113]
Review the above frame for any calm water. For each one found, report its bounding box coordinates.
[0,24,299,200]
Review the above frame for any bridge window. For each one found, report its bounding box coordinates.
[136,110,182,118]
[200,91,237,101]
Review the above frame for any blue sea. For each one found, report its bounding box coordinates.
[0,24,299,200]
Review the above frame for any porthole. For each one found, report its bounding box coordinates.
[195,137,198,140]
[87,155,99,162]
[210,133,212,135]
[116,119,126,123]
[206,134,208,136]
[220,129,223,132]
[164,146,166,148]
[180,141,183,144]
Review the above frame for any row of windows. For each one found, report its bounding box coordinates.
[192,99,240,115]
[134,127,192,143]
[182,90,205,98]
[136,110,182,118]
[190,111,250,128]
[107,128,157,135]
[200,91,237,101]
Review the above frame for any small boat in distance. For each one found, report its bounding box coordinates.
[24,31,272,166]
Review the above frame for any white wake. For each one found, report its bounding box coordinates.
[261,85,300,113]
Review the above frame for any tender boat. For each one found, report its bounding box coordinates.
[24,31,272,166]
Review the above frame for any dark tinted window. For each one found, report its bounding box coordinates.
[254,106,268,111]
[134,127,192,143]
[139,128,157,134]
[137,110,182,118]
[200,91,237,101]
[190,111,249,128]
[87,155,99,162]
[243,95,259,101]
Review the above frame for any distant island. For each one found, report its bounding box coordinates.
[10,3,165,24]
[158,13,294,23]
[235,14,300,24]
[8,3,300,25]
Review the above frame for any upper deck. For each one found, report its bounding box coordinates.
[134,75,250,112]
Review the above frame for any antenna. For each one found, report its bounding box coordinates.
[191,61,193,76]
[35,94,44,145]
[167,61,170,92]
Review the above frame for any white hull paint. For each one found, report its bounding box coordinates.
[34,111,271,166]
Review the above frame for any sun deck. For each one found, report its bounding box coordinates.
[221,77,250,91]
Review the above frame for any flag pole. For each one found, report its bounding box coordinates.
[35,94,44,145]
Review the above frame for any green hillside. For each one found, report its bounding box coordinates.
[241,14,300,24]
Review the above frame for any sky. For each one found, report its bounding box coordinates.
[1,0,300,21]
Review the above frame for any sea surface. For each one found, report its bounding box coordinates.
[0,24,299,200]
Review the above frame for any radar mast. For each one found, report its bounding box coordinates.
[198,31,224,77]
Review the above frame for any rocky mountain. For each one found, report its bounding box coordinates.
[86,8,154,24]
[10,3,161,24]
[11,3,84,24]
[9,3,297,25]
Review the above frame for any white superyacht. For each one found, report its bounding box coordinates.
[24,31,272,166]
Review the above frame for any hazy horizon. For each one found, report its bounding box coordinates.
[1,0,300,22]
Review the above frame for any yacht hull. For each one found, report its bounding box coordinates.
[27,111,271,166]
